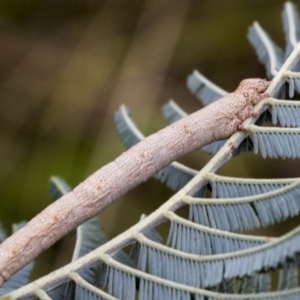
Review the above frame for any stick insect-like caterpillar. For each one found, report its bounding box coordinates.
[0,78,270,286]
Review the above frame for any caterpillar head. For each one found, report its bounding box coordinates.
[235,78,270,94]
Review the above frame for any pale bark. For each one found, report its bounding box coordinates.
[0,78,269,286]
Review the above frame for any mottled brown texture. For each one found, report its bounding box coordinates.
[0,78,269,286]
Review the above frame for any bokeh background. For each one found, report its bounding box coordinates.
[0,0,298,280]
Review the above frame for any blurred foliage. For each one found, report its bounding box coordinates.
[0,0,298,280]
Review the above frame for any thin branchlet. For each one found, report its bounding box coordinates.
[0,78,270,286]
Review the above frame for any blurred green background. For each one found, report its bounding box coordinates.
[0,0,298,280]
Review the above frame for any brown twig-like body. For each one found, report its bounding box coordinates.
[0,78,269,286]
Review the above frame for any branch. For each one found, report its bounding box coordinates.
[0,78,270,286]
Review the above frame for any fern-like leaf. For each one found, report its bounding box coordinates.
[269,98,300,127]
[206,173,298,198]
[277,260,299,290]
[237,273,271,294]
[248,125,300,159]
[162,100,187,123]
[282,2,300,59]
[248,21,284,78]
[186,70,227,106]
[130,225,300,289]
[187,181,300,231]
[165,211,273,255]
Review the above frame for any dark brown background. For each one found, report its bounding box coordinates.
[0,0,297,280]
